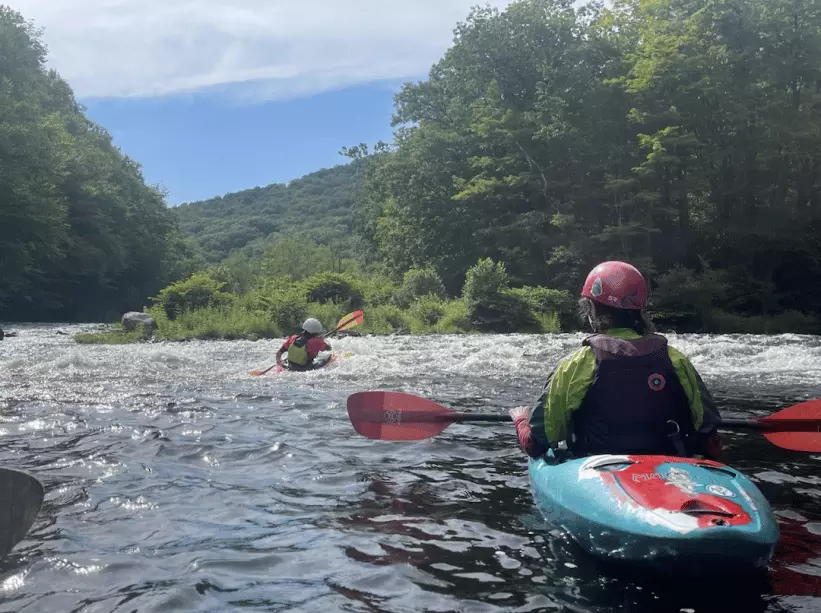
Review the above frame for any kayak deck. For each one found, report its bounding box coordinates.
[528,454,779,573]
[277,352,337,373]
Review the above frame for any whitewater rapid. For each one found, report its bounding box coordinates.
[1,325,821,612]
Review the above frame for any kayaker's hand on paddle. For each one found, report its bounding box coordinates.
[508,406,547,458]
[508,406,530,423]
[704,430,723,461]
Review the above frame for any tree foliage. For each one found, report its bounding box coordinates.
[12,0,821,334]
[354,0,821,330]
[173,163,364,263]
[0,6,190,321]
[152,272,232,319]
[393,266,447,307]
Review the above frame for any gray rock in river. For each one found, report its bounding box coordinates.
[337,329,361,338]
[121,312,157,334]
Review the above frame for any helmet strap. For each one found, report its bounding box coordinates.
[588,302,600,332]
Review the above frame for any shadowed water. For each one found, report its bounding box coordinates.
[1,325,821,612]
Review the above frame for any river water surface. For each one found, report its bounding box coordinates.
[2,325,821,612]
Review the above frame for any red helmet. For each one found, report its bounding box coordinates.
[581,261,648,310]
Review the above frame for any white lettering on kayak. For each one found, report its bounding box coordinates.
[612,498,701,533]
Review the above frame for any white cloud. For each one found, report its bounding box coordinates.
[10,0,512,100]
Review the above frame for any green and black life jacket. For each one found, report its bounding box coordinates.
[570,334,696,457]
[287,333,310,366]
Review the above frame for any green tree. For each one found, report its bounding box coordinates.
[353,0,821,329]
[0,6,189,321]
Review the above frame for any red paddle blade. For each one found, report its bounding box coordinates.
[760,399,821,451]
[762,432,821,452]
[347,391,456,440]
[336,310,364,332]
[762,399,821,425]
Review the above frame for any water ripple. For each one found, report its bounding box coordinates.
[1,325,821,611]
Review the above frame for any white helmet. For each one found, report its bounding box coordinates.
[301,318,324,334]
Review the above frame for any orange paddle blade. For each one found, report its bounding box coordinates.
[336,310,364,332]
[250,363,278,376]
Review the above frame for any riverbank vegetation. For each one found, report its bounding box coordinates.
[74,251,568,342]
[0,7,200,322]
[3,1,821,339]
[343,0,821,336]
[173,164,362,264]
[161,0,821,338]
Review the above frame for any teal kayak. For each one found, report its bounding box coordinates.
[528,453,779,574]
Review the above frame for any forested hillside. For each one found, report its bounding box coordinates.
[0,7,195,321]
[7,0,821,334]
[173,162,362,263]
[356,0,821,329]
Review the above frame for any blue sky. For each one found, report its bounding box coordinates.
[12,0,511,204]
[82,83,400,204]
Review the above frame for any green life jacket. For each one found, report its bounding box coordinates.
[287,333,310,366]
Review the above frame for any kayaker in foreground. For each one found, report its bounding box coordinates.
[510,261,722,461]
[276,318,332,371]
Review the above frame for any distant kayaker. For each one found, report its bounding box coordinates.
[276,318,332,371]
[509,261,722,461]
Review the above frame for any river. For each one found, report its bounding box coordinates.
[1,325,821,612]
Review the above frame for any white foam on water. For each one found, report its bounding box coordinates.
[3,327,821,414]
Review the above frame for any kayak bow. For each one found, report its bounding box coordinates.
[528,453,779,574]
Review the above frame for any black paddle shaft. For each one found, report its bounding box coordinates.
[719,418,821,432]
[453,415,815,432]
[454,413,510,422]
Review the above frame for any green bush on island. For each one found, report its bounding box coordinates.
[73,330,150,345]
[69,233,821,344]
[154,272,234,319]
[73,251,567,343]
[393,267,448,308]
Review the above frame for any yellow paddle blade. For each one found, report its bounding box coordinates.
[334,310,364,332]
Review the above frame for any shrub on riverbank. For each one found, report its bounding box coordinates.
[73,329,150,344]
[462,259,565,333]
[145,307,280,341]
[704,310,821,336]
[154,272,233,319]
[72,246,821,345]
[71,258,567,343]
